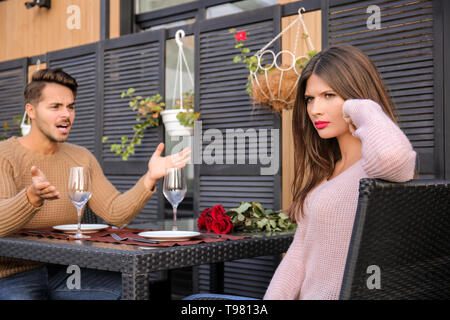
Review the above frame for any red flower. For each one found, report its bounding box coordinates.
[197,204,233,234]
[210,204,226,219]
[235,31,247,42]
[211,215,233,234]
[197,207,213,231]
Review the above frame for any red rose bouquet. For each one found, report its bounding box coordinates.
[198,204,234,234]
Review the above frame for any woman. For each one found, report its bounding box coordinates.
[264,44,417,299]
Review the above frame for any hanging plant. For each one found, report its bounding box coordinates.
[161,29,200,137]
[172,90,200,128]
[1,115,23,141]
[102,88,165,161]
[230,8,317,112]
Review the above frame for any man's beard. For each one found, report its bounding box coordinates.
[35,120,69,143]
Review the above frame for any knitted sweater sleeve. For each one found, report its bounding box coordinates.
[264,221,307,300]
[343,99,416,182]
[85,152,156,227]
[0,157,42,237]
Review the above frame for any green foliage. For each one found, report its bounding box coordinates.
[296,49,317,70]
[172,91,200,128]
[225,201,296,233]
[229,29,261,95]
[102,89,165,161]
[1,115,23,141]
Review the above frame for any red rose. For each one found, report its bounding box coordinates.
[197,204,234,234]
[210,204,226,219]
[235,31,247,42]
[198,207,213,231]
[211,214,234,234]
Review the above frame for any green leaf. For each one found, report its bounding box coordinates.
[269,220,277,229]
[252,211,260,218]
[278,212,289,220]
[236,202,252,214]
[252,202,264,215]
[102,136,108,143]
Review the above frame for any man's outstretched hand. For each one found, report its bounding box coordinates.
[26,166,61,207]
[144,143,191,190]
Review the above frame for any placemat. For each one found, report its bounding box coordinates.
[17,227,249,247]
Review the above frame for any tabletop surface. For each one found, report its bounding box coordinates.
[0,225,295,274]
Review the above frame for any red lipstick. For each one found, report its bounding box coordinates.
[315,121,330,129]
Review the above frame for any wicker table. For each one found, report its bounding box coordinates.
[0,231,294,300]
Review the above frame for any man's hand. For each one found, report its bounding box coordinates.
[26,166,61,207]
[144,143,191,190]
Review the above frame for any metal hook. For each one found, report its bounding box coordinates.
[298,7,305,16]
[175,29,185,47]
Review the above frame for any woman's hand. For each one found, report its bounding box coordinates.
[343,114,357,136]
[143,143,191,190]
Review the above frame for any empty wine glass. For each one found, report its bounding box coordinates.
[163,167,187,231]
[67,167,92,239]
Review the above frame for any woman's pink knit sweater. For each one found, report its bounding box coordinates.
[264,99,417,300]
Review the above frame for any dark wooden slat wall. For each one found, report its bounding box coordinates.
[0,59,27,139]
[48,47,98,155]
[327,0,439,179]
[194,6,282,299]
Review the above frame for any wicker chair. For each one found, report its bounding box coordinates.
[340,178,450,300]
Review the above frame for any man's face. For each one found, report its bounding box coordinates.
[27,82,75,143]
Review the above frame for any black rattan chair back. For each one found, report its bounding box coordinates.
[340,178,450,300]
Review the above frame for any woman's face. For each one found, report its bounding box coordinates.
[304,74,349,139]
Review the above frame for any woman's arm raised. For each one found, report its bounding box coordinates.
[343,99,416,182]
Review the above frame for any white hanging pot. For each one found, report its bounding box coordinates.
[20,110,31,136]
[160,109,193,137]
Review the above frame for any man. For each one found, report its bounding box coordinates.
[0,68,190,299]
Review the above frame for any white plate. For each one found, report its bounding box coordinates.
[138,231,201,242]
[53,224,109,234]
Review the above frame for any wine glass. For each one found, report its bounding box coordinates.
[163,167,187,231]
[67,167,92,239]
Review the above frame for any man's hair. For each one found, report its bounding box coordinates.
[24,68,78,105]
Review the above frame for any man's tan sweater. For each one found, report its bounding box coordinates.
[0,136,155,279]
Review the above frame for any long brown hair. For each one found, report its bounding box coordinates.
[289,44,416,221]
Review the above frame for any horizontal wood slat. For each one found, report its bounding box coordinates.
[49,52,97,154]
[328,0,435,177]
[102,41,161,162]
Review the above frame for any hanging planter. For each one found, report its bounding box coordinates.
[160,109,194,136]
[20,110,31,136]
[161,30,199,137]
[231,8,316,112]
